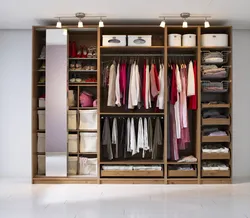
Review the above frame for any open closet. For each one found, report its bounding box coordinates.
[32,25,232,184]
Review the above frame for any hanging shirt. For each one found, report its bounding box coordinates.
[145,64,151,109]
[128,63,135,109]
[107,64,116,106]
[126,118,131,152]
[152,117,163,160]
[150,64,159,98]
[187,61,195,96]
[170,64,177,105]
[148,117,153,152]
[102,117,113,160]
[174,64,181,139]
[137,117,144,157]
[188,60,197,110]
[144,118,149,152]
[130,118,137,155]
[115,64,121,107]
[120,63,127,105]
[156,64,164,110]
[111,118,119,158]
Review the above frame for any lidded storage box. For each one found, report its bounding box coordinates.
[128,35,152,46]
[168,34,182,46]
[37,110,45,130]
[102,35,126,46]
[201,34,228,47]
[68,134,78,153]
[182,34,196,47]
[68,110,77,130]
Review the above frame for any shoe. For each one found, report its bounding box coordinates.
[82,45,88,58]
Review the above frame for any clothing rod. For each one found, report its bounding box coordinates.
[101,54,164,57]
[168,54,196,57]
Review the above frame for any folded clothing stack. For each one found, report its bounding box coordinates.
[203,127,227,136]
[169,165,195,171]
[177,155,197,163]
[203,52,224,63]
[202,65,227,78]
[202,161,229,171]
[102,165,162,171]
[202,110,227,118]
[202,81,225,92]
[202,144,229,153]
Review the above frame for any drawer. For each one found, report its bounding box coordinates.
[101,170,163,177]
[201,179,231,184]
[102,35,126,46]
[202,118,230,125]
[202,135,230,143]
[128,35,152,46]
[168,180,198,184]
[202,152,230,160]
[168,170,197,177]
[201,34,228,47]
[202,170,230,177]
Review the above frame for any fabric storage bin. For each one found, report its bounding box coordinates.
[79,157,97,176]
[37,155,45,175]
[68,134,78,153]
[201,34,228,47]
[37,110,45,130]
[128,35,152,46]
[68,110,77,130]
[38,98,45,108]
[168,34,181,46]
[37,133,45,153]
[102,35,126,46]
[182,34,196,46]
[80,132,97,153]
[79,110,97,130]
[68,156,77,175]
[68,90,75,107]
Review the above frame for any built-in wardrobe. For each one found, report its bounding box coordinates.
[32,25,232,184]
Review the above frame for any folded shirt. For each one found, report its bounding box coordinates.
[202,144,229,153]
[203,52,224,63]
[169,165,194,171]
[202,161,229,171]
[202,110,227,118]
[177,155,197,163]
[208,131,227,136]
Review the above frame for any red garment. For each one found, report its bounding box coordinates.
[69,41,72,57]
[170,65,177,105]
[71,41,77,57]
[142,63,146,108]
[154,64,160,91]
[188,61,197,110]
[120,63,127,105]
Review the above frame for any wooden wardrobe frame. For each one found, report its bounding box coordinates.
[32,25,232,184]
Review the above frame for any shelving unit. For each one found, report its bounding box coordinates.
[32,25,232,184]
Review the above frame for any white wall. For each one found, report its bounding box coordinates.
[0,29,249,181]
[0,30,32,179]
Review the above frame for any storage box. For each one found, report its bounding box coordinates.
[202,152,230,160]
[102,35,126,46]
[202,135,230,143]
[68,110,77,130]
[68,156,77,175]
[128,35,152,46]
[80,132,97,153]
[37,155,45,175]
[101,170,163,177]
[37,110,45,130]
[182,34,196,47]
[38,98,45,108]
[37,133,45,153]
[68,134,78,153]
[168,169,197,177]
[201,34,228,47]
[168,34,181,46]
[79,157,97,176]
[202,170,230,177]
[202,118,230,125]
[79,110,97,130]
[68,90,75,107]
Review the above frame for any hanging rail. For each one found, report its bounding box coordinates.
[168,54,196,57]
[101,53,164,57]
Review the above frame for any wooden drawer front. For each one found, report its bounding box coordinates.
[100,179,164,184]
[202,135,230,143]
[201,179,231,184]
[168,170,197,177]
[168,180,198,184]
[202,170,230,177]
[101,170,163,177]
[202,103,230,109]
[202,152,230,160]
[202,118,230,125]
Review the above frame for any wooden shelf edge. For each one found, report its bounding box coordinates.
[167,161,198,165]
[100,161,164,165]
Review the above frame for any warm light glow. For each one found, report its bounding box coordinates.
[99,20,104,27]
[78,20,83,28]
[182,20,188,28]
[56,20,62,28]
[160,20,165,28]
[204,20,210,28]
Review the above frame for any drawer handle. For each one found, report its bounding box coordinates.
[133,37,146,44]
[213,35,217,38]
[108,37,121,44]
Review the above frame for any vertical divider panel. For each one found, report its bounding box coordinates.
[97,27,101,183]
[197,27,202,183]
[164,26,168,184]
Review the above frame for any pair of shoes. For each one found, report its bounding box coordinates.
[87,46,97,58]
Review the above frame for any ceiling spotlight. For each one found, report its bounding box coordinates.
[204,18,210,28]
[99,18,104,28]
[56,18,62,28]
[182,19,188,28]
[78,19,83,28]
[160,19,166,28]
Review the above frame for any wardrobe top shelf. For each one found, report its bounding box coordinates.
[201,46,232,50]
[100,46,164,53]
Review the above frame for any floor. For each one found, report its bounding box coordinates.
[1,179,250,218]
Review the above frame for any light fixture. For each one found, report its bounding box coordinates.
[99,18,104,27]
[56,18,62,28]
[204,18,210,28]
[160,18,166,28]
[78,19,83,28]
[182,19,188,28]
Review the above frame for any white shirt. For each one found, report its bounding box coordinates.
[156,64,164,110]
[107,64,116,106]
[115,63,121,107]
[137,118,144,156]
[175,65,181,139]
[187,61,195,96]
[130,118,137,155]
